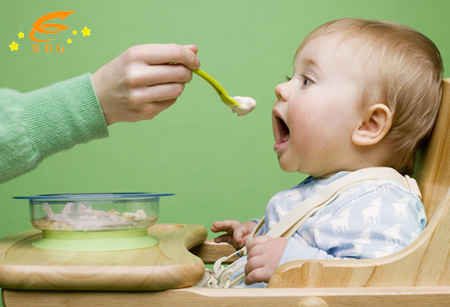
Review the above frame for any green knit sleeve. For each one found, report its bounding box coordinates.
[0,74,109,183]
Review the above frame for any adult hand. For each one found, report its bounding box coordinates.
[92,44,200,125]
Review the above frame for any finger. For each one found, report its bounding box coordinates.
[213,234,233,245]
[246,235,270,251]
[233,236,246,249]
[131,44,200,70]
[211,220,240,232]
[233,228,248,247]
[129,83,186,105]
[246,243,266,259]
[139,99,177,120]
[234,227,244,238]
[241,233,252,243]
[211,220,228,232]
[213,235,226,243]
[244,268,268,285]
[244,255,265,279]
[184,44,199,54]
[119,99,176,122]
[126,64,193,87]
[235,234,250,246]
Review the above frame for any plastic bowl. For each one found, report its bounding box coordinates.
[14,193,174,232]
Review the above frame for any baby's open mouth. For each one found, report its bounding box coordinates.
[273,112,290,144]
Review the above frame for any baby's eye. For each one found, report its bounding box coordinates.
[285,75,292,82]
[302,76,313,86]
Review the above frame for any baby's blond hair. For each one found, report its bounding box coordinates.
[299,18,443,175]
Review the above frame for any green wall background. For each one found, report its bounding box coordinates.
[1,0,450,302]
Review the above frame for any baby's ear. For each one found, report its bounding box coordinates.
[352,104,392,146]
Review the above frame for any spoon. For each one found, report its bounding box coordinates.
[193,68,242,108]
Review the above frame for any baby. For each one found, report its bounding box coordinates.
[211,18,443,288]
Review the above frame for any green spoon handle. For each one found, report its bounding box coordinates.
[193,68,241,107]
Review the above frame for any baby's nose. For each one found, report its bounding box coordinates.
[275,82,289,102]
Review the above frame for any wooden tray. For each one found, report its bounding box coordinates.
[0,224,207,291]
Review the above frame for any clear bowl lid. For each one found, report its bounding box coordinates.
[14,192,175,200]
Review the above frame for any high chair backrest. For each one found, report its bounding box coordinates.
[417,79,450,220]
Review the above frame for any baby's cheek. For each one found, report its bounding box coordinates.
[290,121,316,152]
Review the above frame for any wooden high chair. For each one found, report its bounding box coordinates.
[3,80,450,306]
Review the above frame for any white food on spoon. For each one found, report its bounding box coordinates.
[231,96,257,116]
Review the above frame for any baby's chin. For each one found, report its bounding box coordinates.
[277,157,320,176]
[276,156,299,173]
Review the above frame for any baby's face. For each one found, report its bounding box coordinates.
[272,34,365,178]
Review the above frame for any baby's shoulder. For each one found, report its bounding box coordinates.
[330,178,424,216]
[342,178,419,200]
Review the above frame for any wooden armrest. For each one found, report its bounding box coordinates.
[189,240,239,264]
[268,259,375,288]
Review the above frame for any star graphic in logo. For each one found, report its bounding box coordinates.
[73,30,77,35]
[81,27,91,36]
[9,41,19,51]
[18,32,24,38]
[67,38,72,44]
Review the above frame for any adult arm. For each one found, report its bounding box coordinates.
[0,74,108,183]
